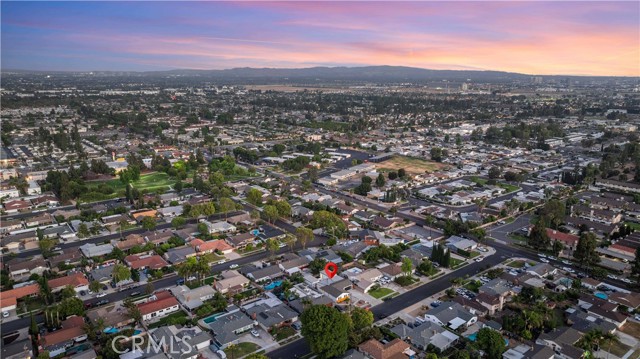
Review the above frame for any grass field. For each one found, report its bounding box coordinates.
[507,260,526,268]
[625,222,640,231]
[379,155,445,175]
[368,287,396,299]
[225,342,260,358]
[81,172,174,202]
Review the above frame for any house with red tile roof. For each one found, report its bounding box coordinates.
[137,290,180,321]
[3,200,31,214]
[124,254,169,270]
[189,239,233,255]
[0,283,40,312]
[358,338,413,359]
[546,229,579,257]
[40,316,87,357]
[48,273,90,294]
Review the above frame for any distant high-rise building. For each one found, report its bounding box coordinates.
[461,83,469,91]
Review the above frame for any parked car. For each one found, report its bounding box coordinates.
[607,274,618,280]
[475,257,483,262]
[251,330,260,337]
[79,290,86,296]
[2,311,9,318]
[96,292,107,298]
[96,299,109,306]
[130,291,141,297]
[562,267,575,273]
[540,258,550,263]
[229,264,239,269]
[176,279,185,285]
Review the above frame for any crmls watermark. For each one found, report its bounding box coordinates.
[112,334,194,355]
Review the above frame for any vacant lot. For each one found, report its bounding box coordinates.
[621,321,640,338]
[379,156,446,175]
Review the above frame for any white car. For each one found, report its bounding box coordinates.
[622,278,633,284]
[540,258,550,263]
[474,257,483,262]
[538,253,547,259]
[562,267,575,273]
[251,330,260,337]
[561,260,571,265]
[229,264,239,269]
[96,292,107,298]
[2,311,9,318]
[607,274,618,280]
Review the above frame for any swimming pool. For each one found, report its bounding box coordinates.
[468,333,508,345]
[251,229,260,236]
[203,312,225,324]
[264,280,283,290]
[595,292,608,300]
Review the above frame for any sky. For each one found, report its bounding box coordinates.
[1,1,639,76]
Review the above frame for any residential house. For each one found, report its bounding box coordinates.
[3,200,31,214]
[226,232,256,249]
[526,263,557,278]
[86,303,134,330]
[445,236,478,253]
[130,209,157,221]
[189,238,233,255]
[319,278,351,303]
[79,243,114,258]
[39,316,87,358]
[536,327,585,359]
[244,265,283,283]
[48,272,90,294]
[138,291,180,321]
[245,302,299,331]
[6,257,48,280]
[124,254,169,270]
[0,283,40,313]
[391,321,459,351]
[423,301,478,330]
[201,220,236,235]
[170,285,217,311]
[358,338,413,359]
[546,229,579,257]
[279,255,310,275]
[208,311,256,349]
[478,278,514,313]
[0,219,22,234]
[214,270,251,295]
[25,213,54,227]
[164,245,197,264]
[1,339,34,359]
[113,234,146,251]
[350,268,383,293]
[379,263,404,280]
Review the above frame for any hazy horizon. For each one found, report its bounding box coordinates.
[2,1,639,76]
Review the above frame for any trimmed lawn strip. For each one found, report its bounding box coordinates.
[224,342,261,358]
[368,287,395,299]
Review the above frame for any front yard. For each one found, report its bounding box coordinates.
[148,311,190,329]
[270,326,297,341]
[225,342,261,358]
[368,287,396,299]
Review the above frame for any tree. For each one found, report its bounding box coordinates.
[476,328,506,359]
[174,180,183,192]
[430,147,447,162]
[296,227,314,249]
[197,222,209,235]
[309,258,327,276]
[539,199,566,229]
[301,305,350,359]
[112,264,132,284]
[218,197,236,217]
[552,240,564,257]
[401,257,413,278]
[488,166,502,179]
[77,223,90,238]
[171,217,186,229]
[263,205,279,224]
[308,166,319,183]
[61,285,76,299]
[284,235,297,252]
[350,307,373,331]
[275,200,292,218]
[30,312,38,336]
[574,232,600,271]
[89,281,101,293]
[266,238,280,259]
[375,173,386,188]
[38,237,55,255]
[397,168,406,178]
[273,143,286,155]
[527,225,550,251]
[247,188,263,206]
[141,216,156,231]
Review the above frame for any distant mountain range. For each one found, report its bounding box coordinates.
[4,65,635,83]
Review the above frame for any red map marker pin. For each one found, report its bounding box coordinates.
[324,262,338,279]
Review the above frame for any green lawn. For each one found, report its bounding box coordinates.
[450,258,465,268]
[507,260,526,268]
[270,326,297,341]
[625,222,640,231]
[468,251,481,258]
[81,172,174,202]
[147,311,189,329]
[464,280,482,293]
[499,183,521,193]
[368,287,396,299]
[509,233,528,242]
[470,177,488,186]
[225,342,261,358]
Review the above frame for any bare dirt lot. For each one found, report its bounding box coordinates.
[378,155,446,175]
